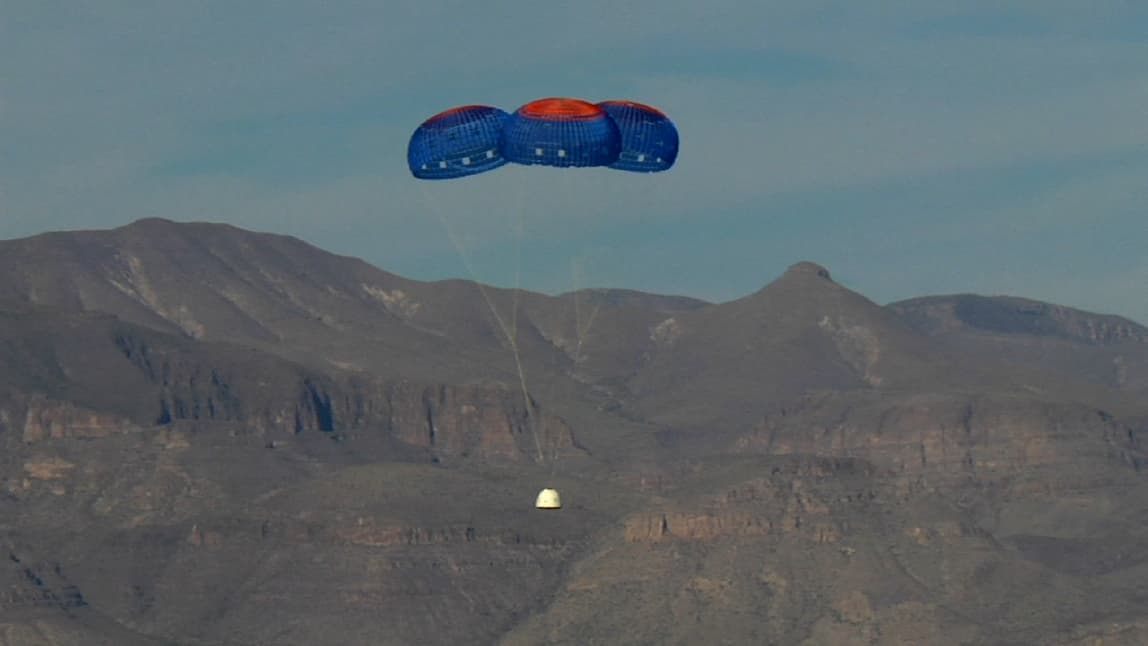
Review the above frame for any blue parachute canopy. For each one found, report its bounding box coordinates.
[596,101,679,173]
[408,105,509,180]
[499,98,621,168]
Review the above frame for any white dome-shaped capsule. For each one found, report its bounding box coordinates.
[535,488,562,510]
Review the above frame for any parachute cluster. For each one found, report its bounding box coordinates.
[408,97,679,180]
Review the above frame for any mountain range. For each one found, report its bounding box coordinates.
[3,218,1147,645]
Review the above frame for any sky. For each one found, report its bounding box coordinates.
[2,2,1147,323]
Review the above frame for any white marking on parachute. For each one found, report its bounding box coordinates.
[557,149,567,158]
[637,154,646,162]
[535,147,544,156]
[438,161,447,169]
[462,157,471,165]
[486,150,495,158]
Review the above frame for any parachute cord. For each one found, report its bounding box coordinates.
[417,182,545,463]
[571,259,584,362]
[571,262,601,364]
[549,430,561,478]
[508,174,545,464]
[510,170,529,359]
[566,173,602,365]
[509,338,544,464]
[578,304,601,359]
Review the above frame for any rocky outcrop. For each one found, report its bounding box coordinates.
[215,379,573,462]
[1,547,86,611]
[623,460,873,544]
[3,377,574,464]
[818,315,884,386]
[331,521,568,548]
[18,396,141,443]
[106,328,579,461]
[740,392,1144,483]
[379,382,571,461]
[177,517,570,550]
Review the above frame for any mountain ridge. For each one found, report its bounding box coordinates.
[4,218,1148,645]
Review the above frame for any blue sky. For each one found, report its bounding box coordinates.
[2,2,1147,323]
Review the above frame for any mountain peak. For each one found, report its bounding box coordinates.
[116,217,246,238]
[123,216,178,227]
[784,261,832,281]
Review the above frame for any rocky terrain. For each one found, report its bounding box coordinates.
[2,218,1148,645]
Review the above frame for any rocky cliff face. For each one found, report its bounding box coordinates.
[3,382,573,466]
[0,309,577,466]
[622,458,870,544]
[11,396,141,444]
[740,392,1145,483]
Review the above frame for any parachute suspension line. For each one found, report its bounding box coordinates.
[570,258,602,364]
[546,170,595,477]
[416,182,512,339]
[561,170,602,366]
[507,172,547,464]
[509,169,529,356]
[510,327,544,464]
[417,181,546,464]
[545,170,579,477]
